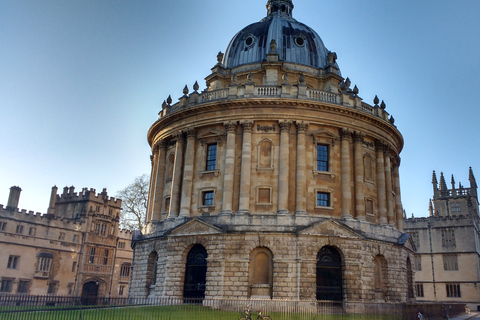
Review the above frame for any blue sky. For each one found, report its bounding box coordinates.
[1,0,479,217]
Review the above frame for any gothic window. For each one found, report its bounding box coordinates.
[257,139,274,169]
[316,246,342,301]
[88,247,95,264]
[103,249,109,265]
[205,143,217,171]
[364,154,374,182]
[416,284,424,297]
[36,252,53,274]
[316,144,329,172]
[446,284,461,298]
[248,247,273,298]
[184,245,208,299]
[443,254,458,270]
[120,263,131,278]
[441,228,456,247]
[147,251,158,288]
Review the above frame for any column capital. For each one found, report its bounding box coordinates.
[375,139,387,152]
[240,120,254,132]
[185,127,196,139]
[352,131,365,143]
[172,130,184,141]
[278,120,292,132]
[150,154,154,166]
[153,140,167,153]
[295,121,309,133]
[223,121,238,133]
[339,128,352,140]
[391,156,401,168]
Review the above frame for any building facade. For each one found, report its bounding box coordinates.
[0,186,133,299]
[404,168,480,307]
[130,0,415,305]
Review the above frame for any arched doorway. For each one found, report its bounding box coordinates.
[316,246,343,301]
[81,281,99,305]
[183,244,208,300]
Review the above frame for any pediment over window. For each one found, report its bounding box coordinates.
[197,129,224,144]
[299,219,363,239]
[168,219,223,237]
[311,130,338,146]
[399,233,416,252]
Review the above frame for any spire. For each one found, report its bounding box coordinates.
[266,0,294,18]
[451,174,455,190]
[469,167,477,198]
[432,170,438,187]
[439,172,448,191]
[429,199,434,217]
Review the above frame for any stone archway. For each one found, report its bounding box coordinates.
[81,281,99,305]
[183,244,208,300]
[316,246,343,301]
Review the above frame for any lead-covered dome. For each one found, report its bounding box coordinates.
[223,0,333,70]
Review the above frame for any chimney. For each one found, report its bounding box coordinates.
[47,186,58,214]
[6,186,22,211]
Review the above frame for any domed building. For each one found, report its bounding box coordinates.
[130,0,415,304]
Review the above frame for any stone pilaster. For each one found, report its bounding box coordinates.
[168,131,184,219]
[353,132,365,220]
[295,121,309,215]
[278,120,292,214]
[180,129,196,218]
[375,140,387,224]
[339,128,353,220]
[238,120,254,214]
[152,141,167,221]
[384,147,395,226]
[221,121,237,215]
[392,156,404,231]
[146,152,157,222]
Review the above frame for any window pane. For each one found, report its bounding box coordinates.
[206,144,217,171]
[203,191,214,206]
[317,145,329,171]
[317,192,330,207]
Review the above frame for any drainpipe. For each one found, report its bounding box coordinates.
[428,222,437,300]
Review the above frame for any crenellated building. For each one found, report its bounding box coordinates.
[0,186,133,300]
[404,168,480,307]
[130,0,415,307]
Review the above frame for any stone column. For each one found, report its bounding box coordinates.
[278,120,292,214]
[152,141,167,221]
[295,121,309,215]
[353,132,365,220]
[146,151,157,222]
[375,140,387,224]
[238,120,254,214]
[393,156,404,231]
[180,129,196,218]
[168,132,184,219]
[221,121,237,215]
[384,147,395,226]
[339,128,353,220]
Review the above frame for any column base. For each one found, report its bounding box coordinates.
[219,209,233,216]
[277,209,289,215]
[295,210,307,216]
[236,209,250,215]
[341,214,355,221]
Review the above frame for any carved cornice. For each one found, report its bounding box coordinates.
[278,120,292,132]
[295,121,309,133]
[223,121,237,133]
[240,120,254,132]
[375,140,390,152]
[338,128,352,140]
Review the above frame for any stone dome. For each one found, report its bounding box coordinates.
[223,0,333,70]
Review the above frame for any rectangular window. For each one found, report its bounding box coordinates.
[202,191,214,206]
[0,222,6,231]
[89,247,95,264]
[17,280,30,294]
[317,192,330,207]
[71,261,77,273]
[442,228,456,247]
[100,224,107,236]
[118,242,125,249]
[58,232,65,240]
[257,188,271,204]
[205,144,217,171]
[316,144,329,171]
[443,254,458,270]
[164,197,171,212]
[446,284,461,298]
[416,284,424,298]
[7,256,19,269]
[37,256,52,272]
[47,282,58,294]
[0,279,13,293]
[450,202,461,212]
[415,255,422,271]
[28,227,36,236]
[365,199,374,215]
[73,234,79,243]
[120,264,131,278]
[103,249,109,265]
[119,285,125,296]
[16,225,24,234]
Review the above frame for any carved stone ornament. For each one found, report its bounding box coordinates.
[241,120,254,132]
[223,121,237,133]
[257,124,276,133]
[295,121,309,133]
[172,130,184,141]
[185,127,196,139]
[270,39,277,53]
[278,120,292,132]
[375,140,387,152]
[217,51,224,64]
[352,131,365,143]
[338,128,351,140]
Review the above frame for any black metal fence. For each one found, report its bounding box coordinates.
[0,295,466,320]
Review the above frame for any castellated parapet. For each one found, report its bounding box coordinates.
[0,185,132,298]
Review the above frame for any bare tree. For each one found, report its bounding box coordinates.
[116,174,149,231]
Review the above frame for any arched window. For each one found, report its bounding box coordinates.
[248,247,273,298]
[374,255,387,300]
[183,244,208,300]
[364,154,373,181]
[36,252,53,277]
[147,252,158,289]
[316,246,342,301]
[257,139,273,169]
